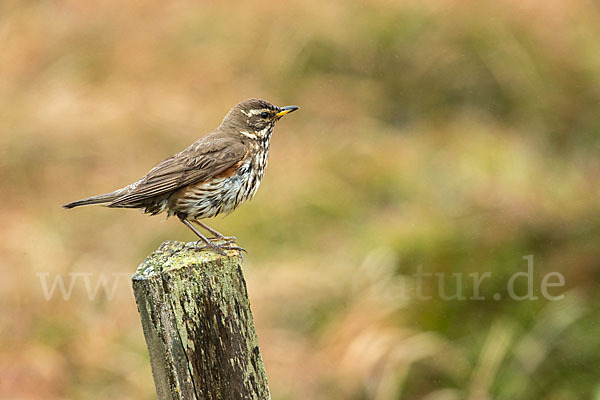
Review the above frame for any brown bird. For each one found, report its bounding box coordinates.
[64,98,299,254]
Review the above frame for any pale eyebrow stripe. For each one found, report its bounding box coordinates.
[241,108,271,117]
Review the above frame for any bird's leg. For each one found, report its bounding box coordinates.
[180,219,246,255]
[192,220,247,253]
[192,219,236,242]
[180,218,227,255]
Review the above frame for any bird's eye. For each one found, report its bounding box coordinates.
[260,112,269,119]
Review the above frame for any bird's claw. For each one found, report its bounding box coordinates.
[208,235,237,242]
[194,239,246,256]
[219,245,247,253]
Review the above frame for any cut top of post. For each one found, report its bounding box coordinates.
[132,241,244,280]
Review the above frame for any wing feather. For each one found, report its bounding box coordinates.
[108,134,248,208]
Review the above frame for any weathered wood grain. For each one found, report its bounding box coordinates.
[132,241,270,400]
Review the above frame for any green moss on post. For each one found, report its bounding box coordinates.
[132,241,270,400]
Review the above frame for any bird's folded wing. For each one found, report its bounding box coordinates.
[108,137,247,207]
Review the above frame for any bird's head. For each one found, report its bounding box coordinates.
[220,98,299,140]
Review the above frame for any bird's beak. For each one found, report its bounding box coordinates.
[275,105,299,117]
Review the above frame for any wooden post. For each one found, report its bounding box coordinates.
[132,241,270,400]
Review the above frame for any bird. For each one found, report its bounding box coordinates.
[63,98,299,254]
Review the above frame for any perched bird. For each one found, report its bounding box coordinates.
[64,98,299,254]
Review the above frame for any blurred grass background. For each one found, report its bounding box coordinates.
[1,0,599,399]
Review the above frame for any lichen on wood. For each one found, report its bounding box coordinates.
[132,241,270,400]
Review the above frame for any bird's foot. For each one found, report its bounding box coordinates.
[217,244,247,254]
[207,235,237,243]
[194,240,226,255]
[194,239,246,256]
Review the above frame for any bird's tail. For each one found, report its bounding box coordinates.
[63,189,124,209]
